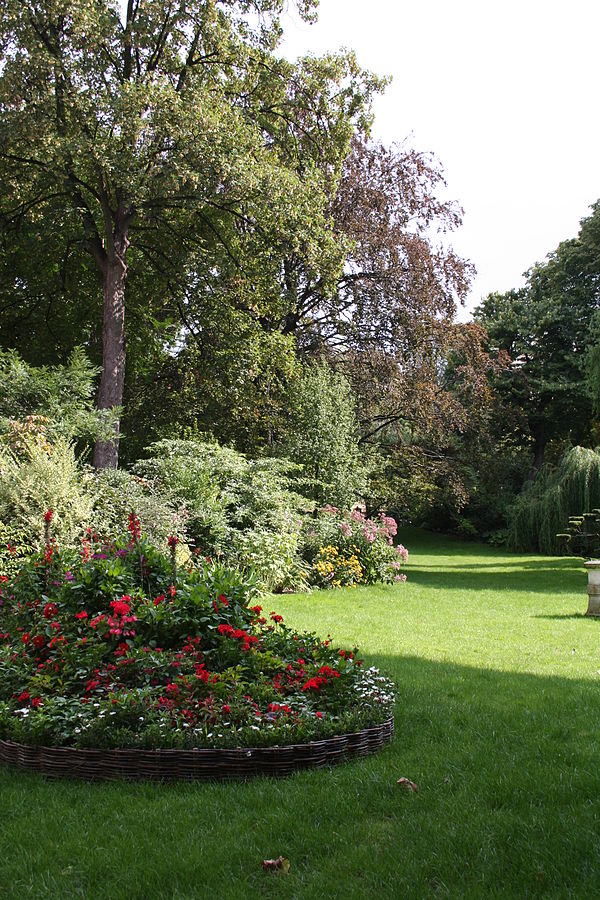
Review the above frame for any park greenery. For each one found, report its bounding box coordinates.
[3,3,600,895]
[2,533,600,896]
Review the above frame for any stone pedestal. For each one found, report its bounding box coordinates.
[584,560,600,616]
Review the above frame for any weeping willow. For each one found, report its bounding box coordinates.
[507,447,600,554]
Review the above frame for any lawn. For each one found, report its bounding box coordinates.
[1,529,599,899]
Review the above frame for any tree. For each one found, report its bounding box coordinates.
[475,201,600,475]
[0,0,376,467]
[273,361,368,509]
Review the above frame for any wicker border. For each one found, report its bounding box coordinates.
[0,716,393,781]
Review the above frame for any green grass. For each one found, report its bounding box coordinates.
[2,529,600,899]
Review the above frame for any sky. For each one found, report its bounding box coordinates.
[279,0,600,320]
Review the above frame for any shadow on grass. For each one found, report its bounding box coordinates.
[535,612,594,620]
[404,561,584,595]
[2,654,600,897]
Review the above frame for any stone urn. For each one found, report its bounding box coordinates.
[584,560,600,616]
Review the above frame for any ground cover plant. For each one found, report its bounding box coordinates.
[2,529,600,898]
[0,514,393,751]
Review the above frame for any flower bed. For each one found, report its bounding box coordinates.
[0,516,395,778]
[303,506,409,588]
[0,717,394,781]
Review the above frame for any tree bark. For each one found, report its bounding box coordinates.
[528,418,546,480]
[93,227,129,469]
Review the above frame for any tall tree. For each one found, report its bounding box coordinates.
[0,0,375,466]
[476,201,600,475]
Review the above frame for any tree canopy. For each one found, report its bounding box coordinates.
[0,0,379,466]
[475,201,600,475]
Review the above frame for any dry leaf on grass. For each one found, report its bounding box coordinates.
[262,856,291,874]
[397,777,418,793]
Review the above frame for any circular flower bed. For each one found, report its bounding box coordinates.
[0,517,394,777]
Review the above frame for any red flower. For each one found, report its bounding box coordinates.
[32,634,46,649]
[43,602,58,619]
[317,665,340,679]
[127,511,141,541]
[218,623,234,636]
[110,596,131,617]
[44,509,53,524]
[270,612,284,624]
[302,676,328,692]
[21,632,30,645]
[168,584,176,598]
[221,704,231,714]
[31,697,42,708]
[43,545,54,565]
[75,611,88,620]
[315,711,324,719]
[167,535,179,548]
[218,594,229,607]
[153,594,165,606]
[16,691,30,703]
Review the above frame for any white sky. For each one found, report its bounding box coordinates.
[280,0,600,320]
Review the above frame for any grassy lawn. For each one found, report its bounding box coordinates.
[2,529,600,898]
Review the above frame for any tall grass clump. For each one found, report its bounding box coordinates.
[507,446,600,553]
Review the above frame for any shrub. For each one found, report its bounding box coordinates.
[0,525,394,750]
[133,440,310,592]
[274,363,369,509]
[0,347,118,446]
[507,446,600,554]
[0,436,94,558]
[302,506,408,588]
[0,437,184,576]
[86,468,186,551]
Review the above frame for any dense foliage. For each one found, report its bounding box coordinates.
[0,522,394,750]
[133,439,310,592]
[0,0,381,467]
[274,363,368,510]
[507,446,600,554]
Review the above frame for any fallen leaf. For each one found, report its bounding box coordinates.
[397,777,418,793]
[262,856,291,874]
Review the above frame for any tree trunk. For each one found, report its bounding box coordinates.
[93,228,128,469]
[528,418,546,480]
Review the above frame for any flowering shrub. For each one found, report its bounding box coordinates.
[311,545,364,589]
[303,506,408,588]
[133,440,311,592]
[0,522,394,750]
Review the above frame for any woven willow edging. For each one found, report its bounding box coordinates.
[0,717,393,781]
